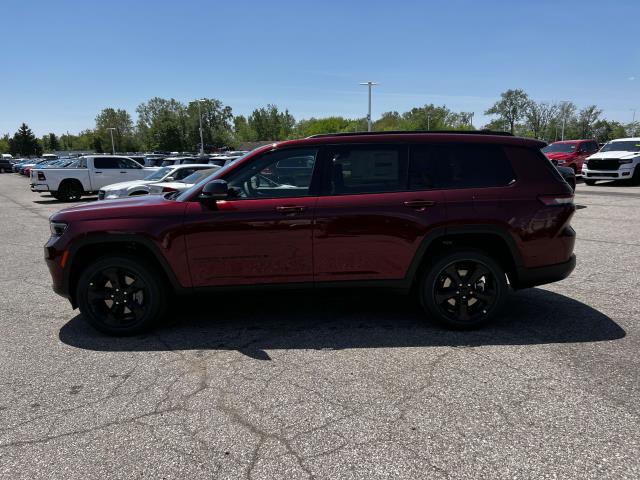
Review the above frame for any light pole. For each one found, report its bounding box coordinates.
[632,109,637,136]
[197,99,205,156]
[559,100,570,141]
[359,81,378,132]
[107,128,116,154]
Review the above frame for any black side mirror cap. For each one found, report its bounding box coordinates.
[199,179,229,202]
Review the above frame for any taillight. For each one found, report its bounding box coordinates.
[162,187,177,193]
[38,171,46,181]
[538,195,574,206]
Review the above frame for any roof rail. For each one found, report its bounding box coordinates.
[307,130,513,138]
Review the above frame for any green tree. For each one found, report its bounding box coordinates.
[485,89,530,134]
[95,108,138,152]
[234,115,257,142]
[294,116,353,137]
[0,134,10,154]
[9,123,41,156]
[42,132,60,152]
[186,99,234,151]
[136,98,188,151]
[525,101,559,139]
[247,105,295,140]
[575,105,602,138]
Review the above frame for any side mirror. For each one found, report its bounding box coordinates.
[199,179,229,202]
[164,176,174,182]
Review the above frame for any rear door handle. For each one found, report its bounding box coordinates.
[120,171,127,173]
[95,171,102,174]
[275,205,307,213]
[404,200,436,209]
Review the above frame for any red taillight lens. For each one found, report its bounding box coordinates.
[37,171,46,181]
[538,195,574,206]
[162,187,177,193]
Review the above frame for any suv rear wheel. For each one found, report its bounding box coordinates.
[419,250,508,329]
[76,255,167,335]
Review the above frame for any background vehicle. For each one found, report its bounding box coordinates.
[45,131,575,335]
[542,139,599,174]
[31,155,154,201]
[98,164,212,199]
[148,167,220,194]
[0,157,14,173]
[159,156,200,167]
[582,138,640,185]
[557,165,576,191]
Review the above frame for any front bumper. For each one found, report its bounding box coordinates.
[583,166,634,180]
[514,254,576,289]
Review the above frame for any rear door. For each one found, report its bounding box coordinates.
[313,143,446,283]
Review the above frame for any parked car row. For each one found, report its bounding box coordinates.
[6,151,247,201]
[542,137,640,185]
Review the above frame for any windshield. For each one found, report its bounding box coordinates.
[601,141,640,153]
[145,167,173,181]
[542,143,576,153]
[176,151,254,201]
[180,167,219,184]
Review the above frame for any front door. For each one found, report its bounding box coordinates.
[184,147,320,287]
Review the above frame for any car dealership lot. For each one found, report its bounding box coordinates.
[1,173,639,478]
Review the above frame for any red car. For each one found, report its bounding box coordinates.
[45,131,576,335]
[542,139,599,174]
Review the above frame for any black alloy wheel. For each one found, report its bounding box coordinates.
[420,250,507,329]
[77,256,166,335]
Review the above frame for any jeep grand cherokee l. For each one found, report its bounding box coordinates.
[45,131,576,335]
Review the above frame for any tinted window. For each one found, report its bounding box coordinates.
[118,158,141,169]
[328,146,406,195]
[93,157,119,169]
[226,148,318,199]
[175,168,197,180]
[410,144,515,190]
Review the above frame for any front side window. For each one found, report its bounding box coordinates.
[226,148,318,199]
[327,146,406,195]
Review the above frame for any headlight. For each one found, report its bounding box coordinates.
[619,159,633,164]
[50,221,68,236]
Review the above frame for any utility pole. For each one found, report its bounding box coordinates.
[359,81,378,132]
[560,100,570,141]
[107,128,116,154]
[197,99,205,156]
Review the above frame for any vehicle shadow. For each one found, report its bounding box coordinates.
[32,196,97,205]
[59,288,625,359]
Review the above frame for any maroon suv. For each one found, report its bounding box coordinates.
[45,132,576,335]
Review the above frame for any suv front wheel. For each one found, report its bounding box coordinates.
[419,250,508,329]
[76,255,167,335]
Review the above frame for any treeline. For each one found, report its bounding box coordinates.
[2,89,638,156]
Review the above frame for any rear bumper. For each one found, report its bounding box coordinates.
[30,183,50,192]
[513,254,576,289]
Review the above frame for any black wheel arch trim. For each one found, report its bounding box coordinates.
[63,233,187,307]
[403,224,524,287]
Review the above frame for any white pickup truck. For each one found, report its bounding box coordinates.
[30,155,157,201]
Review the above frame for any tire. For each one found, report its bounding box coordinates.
[630,167,640,186]
[57,180,84,201]
[76,255,168,335]
[584,179,596,186]
[418,249,508,329]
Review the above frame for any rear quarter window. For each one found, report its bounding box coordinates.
[409,143,515,190]
[503,146,563,183]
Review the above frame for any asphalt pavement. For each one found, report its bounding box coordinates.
[0,173,639,479]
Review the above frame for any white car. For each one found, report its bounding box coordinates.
[98,164,212,200]
[30,155,156,201]
[149,167,220,195]
[583,138,640,185]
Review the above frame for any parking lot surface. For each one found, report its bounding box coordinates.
[1,174,639,479]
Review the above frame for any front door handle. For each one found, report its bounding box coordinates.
[275,205,307,213]
[404,200,436,209]
[95,171,102,174]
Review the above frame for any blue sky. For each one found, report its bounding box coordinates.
[2,0,639,136]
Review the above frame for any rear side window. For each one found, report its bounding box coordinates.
[94,157,119,169]
[409,144,515,190]
[328,146,407,195]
